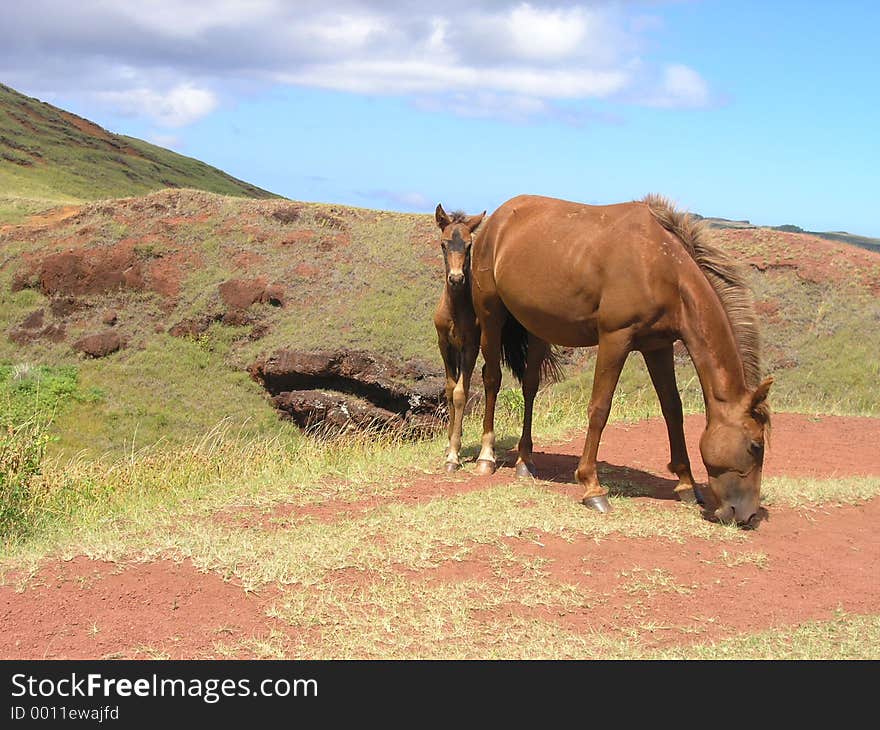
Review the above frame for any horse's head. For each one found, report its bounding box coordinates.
[699,377,773,526]
[435,204,485,290]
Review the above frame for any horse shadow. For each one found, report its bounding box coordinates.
[460,443,768,527]
[460,439,682,500]
[520,450,685,501]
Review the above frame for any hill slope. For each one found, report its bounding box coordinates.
[1,189,878,456]
[0,82,276,207]
[696,214,880,255]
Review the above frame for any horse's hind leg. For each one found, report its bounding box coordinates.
[515,334,549,478]
[642,345,699,503]
[575,329,632,512]
[476,314,504,475]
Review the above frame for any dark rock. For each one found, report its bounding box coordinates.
[272,390,405,434]
[9,322,66,345]
[102,309,118,326]
[168,313,222,338]
[10,270,35,292]
[270,205,303,224]
[39,247,141,296]
[20,309,45,329]
[262,284,285,307]
[50,296,84,317]
[218,277,285,310]
[73,330,122,358]
[221,309,252,327]
[314,211,347,230]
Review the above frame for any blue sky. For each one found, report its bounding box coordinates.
[3,1,878,235]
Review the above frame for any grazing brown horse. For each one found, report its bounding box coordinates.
[433,204,485,472]
[470,194,772,525]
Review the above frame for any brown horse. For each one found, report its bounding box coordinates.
[470,194,772,525]
[433,204,485,472]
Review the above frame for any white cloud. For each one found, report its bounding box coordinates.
[0,2,715,126]
[96,83,218,127]
[505,4,593,62]
[280,60,629,99]
[644,64,712,108]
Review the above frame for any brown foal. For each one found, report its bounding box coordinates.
[432,204,485,472]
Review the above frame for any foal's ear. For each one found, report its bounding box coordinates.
[435,204,451,230]
[466,211,486,232]
[749,376,773,420]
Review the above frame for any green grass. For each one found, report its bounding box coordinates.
[0,195,67,225]
[0,363,101,428]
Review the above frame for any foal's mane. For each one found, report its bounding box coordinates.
[448,210,469,223]
[643,194,764,396]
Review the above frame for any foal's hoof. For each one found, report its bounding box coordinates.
[475,459,496,476]
[582,495,613,513]
[515,462,536,479]
[444,462,461,474]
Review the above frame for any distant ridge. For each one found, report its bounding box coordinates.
[0,82,277,201]
[693,213,880,254]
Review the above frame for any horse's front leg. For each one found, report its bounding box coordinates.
[575,330,632,512]
[476,322,503,475]
[642,345,699,504]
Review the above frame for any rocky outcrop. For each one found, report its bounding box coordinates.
[218,277,285,310]
[8,309,66,345]
[248,348,449,436]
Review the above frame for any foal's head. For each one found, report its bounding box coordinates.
[435,204,485,290]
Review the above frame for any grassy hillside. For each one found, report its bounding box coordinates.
[0,82,275,217]
[1,188,879,460]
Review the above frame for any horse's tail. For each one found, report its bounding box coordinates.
[501,315,564,385]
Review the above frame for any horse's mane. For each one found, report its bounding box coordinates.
[643,194,765,400]
[448,210,469,223]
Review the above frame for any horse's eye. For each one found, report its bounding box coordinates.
[749,441,764,457]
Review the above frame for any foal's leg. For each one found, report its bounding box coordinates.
[575,330,632,512]
[515,334,550,478]
[439,341,461,471]
[448,345,478,472]
[641,345,699,503]
[476,318,504,476]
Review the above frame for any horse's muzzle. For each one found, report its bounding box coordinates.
[715,499,758,527]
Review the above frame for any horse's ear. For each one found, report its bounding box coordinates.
[749,376,773,420]
[466,211,486,232]
[435,204,451,230]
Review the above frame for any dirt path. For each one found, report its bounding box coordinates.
[3,412,879,659]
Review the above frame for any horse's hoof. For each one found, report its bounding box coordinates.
[444,462,461,474]
[675,486,698,504]
[475,459,496,476]
[582,495,613,513]
[515,462,536,479]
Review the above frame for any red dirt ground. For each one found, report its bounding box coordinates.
[3,412,880,659]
